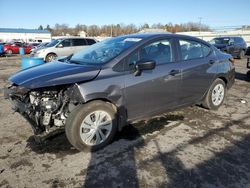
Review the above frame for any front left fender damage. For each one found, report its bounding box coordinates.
[4,84,84,142]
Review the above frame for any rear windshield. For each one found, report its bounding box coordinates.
[210,38,230,45]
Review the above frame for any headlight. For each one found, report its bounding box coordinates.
[4,80,13,88]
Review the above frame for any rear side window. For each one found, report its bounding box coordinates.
[86,39,96,45]
[179,40,211,60]
[72,39,87,46]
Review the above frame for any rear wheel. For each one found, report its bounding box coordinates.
[247,70,250,78]
[65,101,118,151]
[45,53,57,62]
[202,78,226,110]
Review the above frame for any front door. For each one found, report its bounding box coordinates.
[123,38,182,121]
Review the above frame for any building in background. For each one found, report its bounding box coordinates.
[0,28,51,43]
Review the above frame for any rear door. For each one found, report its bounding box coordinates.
[176,38,217,104]
[122,38,182,120]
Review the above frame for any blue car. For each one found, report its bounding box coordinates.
[0,43,4,56]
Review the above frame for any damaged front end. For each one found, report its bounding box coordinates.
[4,83,81,143]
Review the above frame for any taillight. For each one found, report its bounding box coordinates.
[229,58,235,64]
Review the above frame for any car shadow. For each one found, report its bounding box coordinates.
[26,133,79,157]
[25,114,184,156]
[82,114,184,187]
[141,115,250,188]
[235,71,250,82]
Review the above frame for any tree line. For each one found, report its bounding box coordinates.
[38,22,211,37]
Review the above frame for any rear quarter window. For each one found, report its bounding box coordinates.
[86,39,96,45]
[179,39,211,60]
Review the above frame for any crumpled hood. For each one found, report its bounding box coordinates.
[9,61,101,89]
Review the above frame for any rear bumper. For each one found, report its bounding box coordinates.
[227,67,235,89]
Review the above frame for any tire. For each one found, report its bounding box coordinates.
[6,49,13,56]
[202,78,226,110]
[45,53,57,62]
[65,100,118,151]
[239,50,245,59]
[247,70,250,78]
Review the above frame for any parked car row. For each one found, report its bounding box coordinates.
[4,33,235,151]
[3,42,33,55]
[0,37,98,58]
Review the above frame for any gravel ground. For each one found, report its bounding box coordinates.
[0,55,249,188]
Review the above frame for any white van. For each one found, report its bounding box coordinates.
[31,37,97,62]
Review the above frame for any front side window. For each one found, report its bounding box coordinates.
[61,39,71,47]
[179,40,211,60]
[117,39,173,72]
[46,39,61,47]
[140,39,173,64]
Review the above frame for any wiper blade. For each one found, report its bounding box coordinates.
[58,54,73,62]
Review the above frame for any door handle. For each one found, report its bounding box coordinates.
[209,60,215,65]
[169,69,180,76]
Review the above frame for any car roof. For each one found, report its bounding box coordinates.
[55,37,96,40]
[120,33,211,45]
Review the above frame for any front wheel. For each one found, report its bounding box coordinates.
[45,53,57,62]
[65,101,118,151]
[202,78,226,110]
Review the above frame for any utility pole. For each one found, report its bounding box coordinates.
[111,24,113,37]
[198,17,202,35]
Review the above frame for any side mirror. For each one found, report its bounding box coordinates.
[134,59,156,76]
[57,44,63,48]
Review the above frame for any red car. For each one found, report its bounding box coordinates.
[4,43,32,55]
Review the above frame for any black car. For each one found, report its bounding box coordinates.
[210,37,247,59]
[4,34,235,151]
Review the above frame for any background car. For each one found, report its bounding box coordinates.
[30,42,49,53]
[210,36,247,59]
[31,37,97,62]
[4,42,32,55]
[0,43,4,56]
[5,34,235,151]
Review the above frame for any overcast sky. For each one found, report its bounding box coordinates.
[0,0,249,29]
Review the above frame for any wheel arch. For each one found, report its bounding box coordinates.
[77,96,127,131]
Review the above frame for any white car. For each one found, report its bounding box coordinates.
[31,37,97,62]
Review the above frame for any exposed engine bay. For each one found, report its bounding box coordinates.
[4,84,81,142]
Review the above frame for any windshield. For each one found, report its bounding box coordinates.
[70,36,142,64]
[46,39,61,47]
[210,38,230,45]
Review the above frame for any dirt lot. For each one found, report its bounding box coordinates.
[0,56,249,188]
